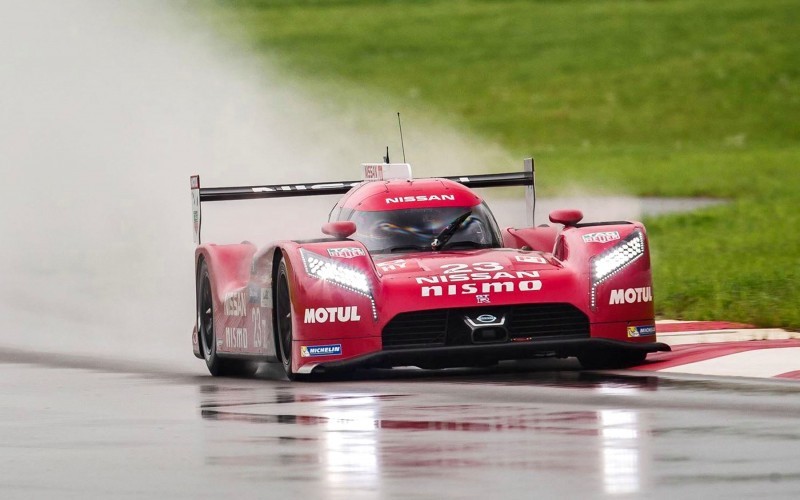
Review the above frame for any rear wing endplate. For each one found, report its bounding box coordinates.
[190,158,535,244]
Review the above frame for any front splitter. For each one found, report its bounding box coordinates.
[303,338,670,373]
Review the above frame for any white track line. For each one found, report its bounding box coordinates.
[658,348,800,378]
[658,328,797,346]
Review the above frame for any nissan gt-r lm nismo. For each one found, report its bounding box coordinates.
[190,159,669,379]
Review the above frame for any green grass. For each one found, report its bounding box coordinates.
[198,0,800,328]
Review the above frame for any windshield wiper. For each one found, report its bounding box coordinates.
[439,240,486,250]
[431,210,472,251]
[387,245,429,253]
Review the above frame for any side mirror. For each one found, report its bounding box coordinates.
[549,209,583,227]
[322,221,357,238]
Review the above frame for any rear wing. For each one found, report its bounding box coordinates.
[191,158,535,244]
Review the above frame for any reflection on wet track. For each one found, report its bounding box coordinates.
[201,366,800,498]
[7,356,797,498]
[194,376,654,496]
[201,389,650,494]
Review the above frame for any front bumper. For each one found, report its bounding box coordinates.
[302,338,670,373]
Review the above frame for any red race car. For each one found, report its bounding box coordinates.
[190,158,669,379]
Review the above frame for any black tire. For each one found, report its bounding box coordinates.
[275,258,304,381]
[197,259,257,377]
[578,350,647,370]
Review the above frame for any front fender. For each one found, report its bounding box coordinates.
[558,222,655,331]
[271,240,378,373]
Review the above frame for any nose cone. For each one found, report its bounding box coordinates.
[373,249,554,278]
[372,248,583,312]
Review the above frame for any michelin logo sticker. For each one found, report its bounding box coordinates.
[627,325,656,338]
[301,344,343,357]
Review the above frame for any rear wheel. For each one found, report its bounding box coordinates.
[578,350,647,370]
[197,260,257,377]
[275,258,304,381]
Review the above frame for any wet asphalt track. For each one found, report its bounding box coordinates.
[2,352,800,499]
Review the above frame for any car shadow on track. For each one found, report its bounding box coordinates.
[251,358,661,392]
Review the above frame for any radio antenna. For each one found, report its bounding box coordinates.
[383,146,390,163]
[397,112,407,163]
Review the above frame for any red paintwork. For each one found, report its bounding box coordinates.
[321,221,356,238]
[192,175,663,374]
[775,370,800,380]
[502,226,558,252]
[337,178,482,211]
[549,209,584,226]
[629,339,800,371]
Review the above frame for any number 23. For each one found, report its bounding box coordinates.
[441,262,503,274]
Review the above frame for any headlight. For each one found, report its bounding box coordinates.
[300,249,376,319]
[591,230,645,284]
[590,230,645,309]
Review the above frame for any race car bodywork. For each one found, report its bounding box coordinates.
[190,159,669,379]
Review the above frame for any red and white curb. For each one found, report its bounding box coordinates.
[633,320,800,379]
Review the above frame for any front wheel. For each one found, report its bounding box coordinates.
[275,258,303,381]
[197,259,257,377]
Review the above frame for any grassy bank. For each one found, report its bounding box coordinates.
[199,0,799,328]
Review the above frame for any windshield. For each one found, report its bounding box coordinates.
[344,202,501,254]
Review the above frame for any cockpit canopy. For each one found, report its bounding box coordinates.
[337,202,501,254]
[328,167,502,254]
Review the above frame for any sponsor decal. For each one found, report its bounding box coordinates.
[416,270,540,284]
[476,294,491,304]
[362,163,412,181]
[609,287,653,305]
[627,325,656,338]
[421,280,542,297]
[377,259,407,272]
[224,291,247,317]
[301,344,342,357]
[363,164,383,180]
[328,247,366,259]
[303,306,361,324]
[252,307,268,348]
[385,194,456,204]
[418,262,542,297]
[251,182,359,193]
[515,255,547,264]
[582,231,621,244]
[191,186,201,245]
[260,287,271,308]
[248,285,260,304]
[224,327,247,348]
[476,314,497,323]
